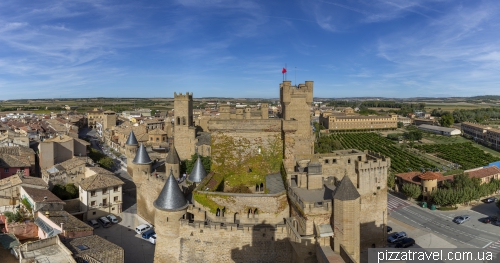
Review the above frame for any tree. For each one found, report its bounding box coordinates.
[387,173,395,189]
[65,183,79,199]
[51,183,79,200]
[439,113,454,127]
[401,183,421,200]
[98,157,115,170]
[497,199,500,211]
[397,122,404,128]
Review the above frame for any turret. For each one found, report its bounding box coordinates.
[333,176,360,263]
[153,171,188,262]
[125,131,139,176]
[165,146,180,179]
[132,143,152,186]
[187,156,207,184]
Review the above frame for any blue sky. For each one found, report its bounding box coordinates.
[1,0,499,99]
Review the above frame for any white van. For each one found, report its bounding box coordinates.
[149,234,156,245]
[135,224,153,234]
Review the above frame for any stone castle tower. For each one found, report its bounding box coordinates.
[153,171,189,263]
[280,80,315,170]
[173,92,196,160]
[333,176,361,263]
[125,131,139,176]
[165,145,180,179]
[132,144,152,186]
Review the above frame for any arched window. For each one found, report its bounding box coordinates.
[216,208,220,217]
[182,117,186,125]
[177,117,180,125]
[248,209,252,218]
[260,183,264,192]
[255,184,259,192]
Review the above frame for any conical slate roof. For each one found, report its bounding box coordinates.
[153,171,188,211]
[165,146,180,164]
[333,176,360,201]
[187,156,207,183]
[132,144,152,165]
[125,131,138,146]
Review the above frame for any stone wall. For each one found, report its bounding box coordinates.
[177,220,293,263]
[359,188,388,249]
[6,221,38,240]
[64,198,81,213]
[136,178,164,224]
[193,192,289,225]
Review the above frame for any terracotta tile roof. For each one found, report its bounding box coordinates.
[43,211,93,232]
[65,235,124,263]
[79,174,124,191]
[86,167,114,175]
[19,176,48,187]
[396,171,453,184]
[0,174,47,191]
[0,153,30,168]
[466,166,500,179]
[22,186,65,204]
[418,171,441,180]
[148,128,167,135]
[55,157,87,172]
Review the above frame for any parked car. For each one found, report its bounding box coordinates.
[98,217,111,228]
[481,216,497,224]
[87,219,100,228]
[387,232,407,243]
[483,197,498,203]
[107,214,119,224]
[395,238,415,248]
[149,234,156,245]
[142,229,156,239]
[135,224,153,234]
[387,226,392,233]
[453,215,470,224]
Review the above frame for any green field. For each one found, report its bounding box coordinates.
[413,142,498,170]
[323,133,439,173]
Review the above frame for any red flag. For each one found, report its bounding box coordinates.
[282,68,287,74]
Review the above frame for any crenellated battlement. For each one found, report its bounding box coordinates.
[179,219,287,233]
[173,92,193,99]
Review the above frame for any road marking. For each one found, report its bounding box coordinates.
[483,241,493,248]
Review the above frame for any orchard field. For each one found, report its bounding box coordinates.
[413,142,498,170]
[323,133,438,173]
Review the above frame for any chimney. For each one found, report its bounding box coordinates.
[60,223,64,233]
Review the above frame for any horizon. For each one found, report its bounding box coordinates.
[1,0,499,99]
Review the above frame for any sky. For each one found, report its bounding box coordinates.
[1,0,499,100]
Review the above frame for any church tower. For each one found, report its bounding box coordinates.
[165,145,180,179]
[173,92,196,161]
[153,171,188,263]
[125,131,139,176]
[333,176,360,263]
[132,143,152,186]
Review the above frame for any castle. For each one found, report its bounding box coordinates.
[124,81,389,263]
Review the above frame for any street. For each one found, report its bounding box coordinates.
[388,194,500,255]
[79,127,155,263]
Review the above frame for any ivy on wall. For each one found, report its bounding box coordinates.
[210,133,283,188]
